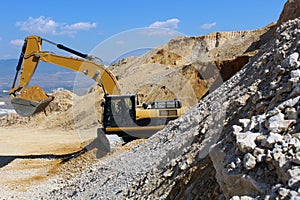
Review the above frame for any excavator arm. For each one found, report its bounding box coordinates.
[10,35,121,116]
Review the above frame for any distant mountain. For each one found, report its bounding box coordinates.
[0,58,75,76]
[0,59,81,95]
[0,59,17,77]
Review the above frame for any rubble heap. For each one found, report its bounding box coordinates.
[210,18,300,199]
[42,16,300,200]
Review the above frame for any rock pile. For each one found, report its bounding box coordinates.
[42,17,300,200]
[210,18,300,199]
[0,90,74,128]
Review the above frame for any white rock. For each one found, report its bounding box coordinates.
[277,96,300,110]
[253,147,265,162]
[236,132,260,153]
[289,190,300,199]
[279,187,290,198]
[270,81,278,89]
[233,125,243,135]
[239,119,251,130]
[228,162,236,169]
[288,168,300,180]
[289,77,299,88]
[290,69,300,79]
[163,169,173,178]
[288,52,299,68]
[243,153,256,170]
[266,112,294,133]
[288,178,299,188]
[262,132,284,148]
[240,196,255,200]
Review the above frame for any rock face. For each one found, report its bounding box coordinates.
[209,18,300,199]
[42,14,300,200]
[111,26,272,107]
[278,0,300,25]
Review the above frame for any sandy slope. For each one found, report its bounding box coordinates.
[0,128,83,155]
[0,127,83,196]
[0,126,143,198]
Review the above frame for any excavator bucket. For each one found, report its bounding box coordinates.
[11,86,54,117]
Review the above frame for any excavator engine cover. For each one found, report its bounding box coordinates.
[11,86,54,117]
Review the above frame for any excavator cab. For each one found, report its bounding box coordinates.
[103,94,136,129]
[103,94,139,141]
[103,94,185,141]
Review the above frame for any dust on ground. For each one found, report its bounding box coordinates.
[0,126,144,196]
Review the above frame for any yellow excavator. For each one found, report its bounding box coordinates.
[9,35,186,141]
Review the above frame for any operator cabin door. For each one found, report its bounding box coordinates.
[103,95,136,128]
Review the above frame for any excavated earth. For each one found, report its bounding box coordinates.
[1,0,300,199]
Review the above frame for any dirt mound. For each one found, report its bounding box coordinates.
[0,87,105,131]
[111,26,272,108]
[1,90,74,129]
[17,86,50,102]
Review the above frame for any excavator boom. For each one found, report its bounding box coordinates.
[10,35,121,116]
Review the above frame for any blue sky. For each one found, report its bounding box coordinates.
[0,0,286,61]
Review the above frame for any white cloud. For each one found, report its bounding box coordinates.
[63,22,97,31]
[0,37,2,41]
[201,22,217,30]
[10,39,24,47]
[146,18,180,36]
[16,16,58,34]
[149,18,180,29]
[16,16,97,36]
[60,22,97,36]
